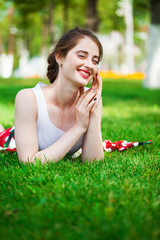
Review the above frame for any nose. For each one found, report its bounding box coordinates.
[84,58,94,69]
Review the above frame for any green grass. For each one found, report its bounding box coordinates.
[0,77,160,240]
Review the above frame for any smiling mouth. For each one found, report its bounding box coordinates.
[78,69,90,79]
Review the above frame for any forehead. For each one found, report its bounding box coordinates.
[72,37,99,56]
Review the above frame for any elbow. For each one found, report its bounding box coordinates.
[18,152,41,165]
[29,152,44,164]
[29,151,53,164]
[96,153,105,162]
[101,151,105,160]
[18,157,31,164]
[81,153,104,164]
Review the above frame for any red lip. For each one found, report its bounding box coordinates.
[78,69,90,75]
[78,69,90,79]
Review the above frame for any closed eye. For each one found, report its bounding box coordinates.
[77,52,99,64]
[78,54,85,58]
[92,60,99,65]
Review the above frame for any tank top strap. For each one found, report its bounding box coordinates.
[31,82,49,123]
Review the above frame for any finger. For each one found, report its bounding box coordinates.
[91,74,98,89]
[93,72,102,100]
[79,86,84,96]
[86,96,97,111]
[76,87,92,107]
[75,86,84,105]
[97,71,102,92]
[80,90,97,108]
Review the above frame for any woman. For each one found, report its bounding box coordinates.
[14,27,104,164]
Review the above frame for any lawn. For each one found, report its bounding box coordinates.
[0,77,160,240]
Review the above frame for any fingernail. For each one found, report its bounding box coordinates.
[94,97,97,101]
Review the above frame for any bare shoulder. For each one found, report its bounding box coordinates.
[15,88,35,102]
[15,88,37,115]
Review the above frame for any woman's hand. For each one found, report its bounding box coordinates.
[74,87,97,132]
[90,71,102,116]
[81,72,104,162]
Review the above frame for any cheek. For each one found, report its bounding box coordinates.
[93,66,98,76]
[67,57,80,70]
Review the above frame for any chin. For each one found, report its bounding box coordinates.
[73,73,92,87]
[79,80,91,88]
[80,76,93,86]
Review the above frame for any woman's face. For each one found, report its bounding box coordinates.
[60,37,100,87]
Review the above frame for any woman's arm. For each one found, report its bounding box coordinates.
[81,98,104,163]
[14,89,39,163]
[14,88,97,164]
[81,72,104,163]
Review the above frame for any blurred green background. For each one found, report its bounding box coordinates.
[1,0,160,88]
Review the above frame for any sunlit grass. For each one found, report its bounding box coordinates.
[0,77,160,240]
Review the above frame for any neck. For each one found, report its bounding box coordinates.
[51,74,79,109]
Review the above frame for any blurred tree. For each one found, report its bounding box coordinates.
[1,0,155,78]
[12,0,50,51]
[7,7,15,55]
[98,0,125,33]
[117,0,134,73]
[0,1,15,54]
[133,0,150,28]
[132,0,160,88]
[144,0,160,88]
[62,0,69,32]
[0,2,16,77]
[87,0,98,32]
[64,0,86,30]
[133,0,150,70]
[46,0,55,44]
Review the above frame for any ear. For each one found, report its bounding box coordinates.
[55,52,62,65]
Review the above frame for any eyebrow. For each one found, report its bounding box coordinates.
[76,50,99,60]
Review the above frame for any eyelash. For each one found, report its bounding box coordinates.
[78,55,85,58]
[92,60,99,65]
[78,55,99,65]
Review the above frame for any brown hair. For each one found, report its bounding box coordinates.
[47,27,103,83]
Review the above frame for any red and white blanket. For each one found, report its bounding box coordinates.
[0,127,152,155]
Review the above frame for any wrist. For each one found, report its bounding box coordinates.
[90,111,102,123]
[73,124,86,135]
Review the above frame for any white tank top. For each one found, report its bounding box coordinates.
[31,82,83,155]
